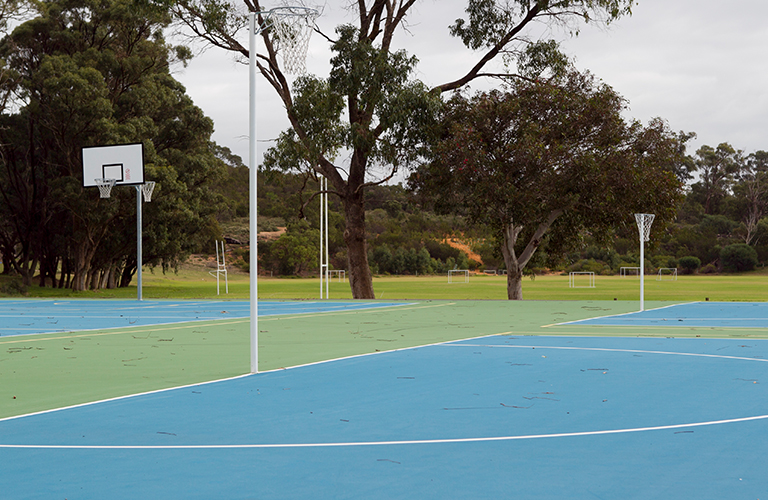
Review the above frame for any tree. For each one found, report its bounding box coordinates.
[691,143,743,215]
[170,0,636,298]
[0,0,223,290]
[720,243,758,273]
[732,151,768,245]
[410,70,685,299]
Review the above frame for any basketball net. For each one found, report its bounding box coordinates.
[269,6,319,75]
[635,213,655,242]
[141,181,156,202]
[95,178,116,199]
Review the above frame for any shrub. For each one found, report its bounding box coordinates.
[720,244,758,273]
[0,279,28,296]
[678,256,701,274]
[700,263,718,274]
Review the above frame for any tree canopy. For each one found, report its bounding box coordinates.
[410,70,686,299]
[170,0,637,298]
[0,0,223,290]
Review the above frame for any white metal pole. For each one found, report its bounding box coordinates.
[639,236,645,312]
[222,241,228,294]
[249,13,258,373]
[215,241,220,295]
[137,186,143,301]
[319,175,324,298]
[324,176,329,299]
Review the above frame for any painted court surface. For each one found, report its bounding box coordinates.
[0,299,407,337]
[1,300,768,498]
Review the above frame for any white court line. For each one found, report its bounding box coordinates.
[448,343,768,363]
[554,302,698,327]
[0,332,500,423]
[3,414,767,449]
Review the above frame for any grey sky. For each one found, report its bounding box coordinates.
[175,0,768,171]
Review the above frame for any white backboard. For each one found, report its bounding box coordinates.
[81,143,145,187]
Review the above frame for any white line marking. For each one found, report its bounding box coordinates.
[3,414,767,449]
[0,333,502,423]
[448,343,768,363]
[555,302,698,327]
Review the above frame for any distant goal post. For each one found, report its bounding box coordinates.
[657,268,678,281]
[328,269,345,282]
[448,269,469,283]
[569,271,595,288]
[620,267,641,277]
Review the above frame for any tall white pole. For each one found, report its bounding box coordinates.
[319,176,324,298]
[249,13,258,373]
[324,176,329,298]
[137,186,143,301]
[639,235,645,312]
[636,214,654,313]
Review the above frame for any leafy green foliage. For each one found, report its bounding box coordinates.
[412,69,685,298]
[0,0,223,290]
[720,244,758,273]
[678,256,701,274]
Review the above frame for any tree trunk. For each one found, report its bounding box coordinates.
[343,189,374,299]
[506,266,524,300]
[120,263,135,288]
[500,209,564,300]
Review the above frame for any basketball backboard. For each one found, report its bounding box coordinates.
[81,143,144,187]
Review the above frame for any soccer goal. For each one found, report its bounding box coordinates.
[620,266,641,277]
[328,270,346,282]
[448,269,469,283]
[657,268,678,281]
[569,271,595,288]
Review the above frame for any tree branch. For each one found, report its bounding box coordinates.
[433,4,542,93]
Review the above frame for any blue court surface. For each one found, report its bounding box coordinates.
[0,299,408,337]
[563,301,768,329]
[2,334,768,498]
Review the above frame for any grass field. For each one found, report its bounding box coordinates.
[2,264,768,301]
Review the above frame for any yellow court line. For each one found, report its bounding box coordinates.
[259,302,456,322]
[0,319,250,345]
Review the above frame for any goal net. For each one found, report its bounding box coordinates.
[448,269,469,283]
[569,271,595,288]
[657,268,678,281]
[620,267,640,277]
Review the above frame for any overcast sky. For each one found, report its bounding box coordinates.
[175,0,768,174]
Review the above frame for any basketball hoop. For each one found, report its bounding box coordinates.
[635,213,655,312]
[141,181,156,202]
[635,213,655,242]
[95,178,116,198]
[265,6,319,75]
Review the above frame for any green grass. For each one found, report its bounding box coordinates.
[3,267,768,301]
[258,272,768,302]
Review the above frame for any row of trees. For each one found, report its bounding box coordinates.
[0,0,225,290]
[171,0,641,299]
[6,0,759,302]
[253,154,768,283]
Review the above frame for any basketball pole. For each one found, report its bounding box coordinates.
[635,214,655,313]
[249,12,259,374]
[137,187,143,301]
[639,228,644,311]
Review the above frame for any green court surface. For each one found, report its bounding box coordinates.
[5,299,768,420]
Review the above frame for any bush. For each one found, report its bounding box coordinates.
[720,244,758,272]
[678,256,701,274]
[700,263,718,274]
[0,279,28,296]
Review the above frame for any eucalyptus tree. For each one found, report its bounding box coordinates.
[0,0,223,290]
[171,0,637,299]
[691,143,743,215]
[410,70,685,299]
[733,151,768,245]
